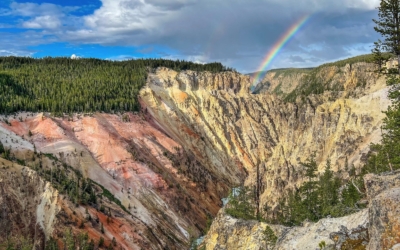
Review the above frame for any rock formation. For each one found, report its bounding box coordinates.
[203,170,400,250]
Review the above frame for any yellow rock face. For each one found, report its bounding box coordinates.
[140,64,390,207]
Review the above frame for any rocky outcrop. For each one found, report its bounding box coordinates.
[203,170,400,250]
[0,154,167,249]
[137,63,393,249]
[203,209,285,250]
[365,171,400,250]
[330,225,369,249]
[203,208,368,250]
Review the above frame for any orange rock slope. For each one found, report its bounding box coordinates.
[1,112,226,249]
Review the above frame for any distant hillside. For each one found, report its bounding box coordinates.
[253,53,390,101]
[0,57,231,115]
[252,68,313,94]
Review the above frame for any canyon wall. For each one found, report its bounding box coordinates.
[140,63,389,207]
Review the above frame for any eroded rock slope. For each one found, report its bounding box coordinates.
[1,112,226,249]
[140,64,389,206]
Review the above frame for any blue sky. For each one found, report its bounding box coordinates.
[0,0,381,72]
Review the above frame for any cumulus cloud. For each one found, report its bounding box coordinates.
[71,54,80,59]
[6,2,77,17]
[22,15,61,29]
[0,0,383,71]
[3,2,80,31]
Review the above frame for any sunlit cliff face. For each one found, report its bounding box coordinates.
[140,65,389,206]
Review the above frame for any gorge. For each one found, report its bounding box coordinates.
[0,56,399,249]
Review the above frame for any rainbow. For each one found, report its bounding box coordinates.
[252,15,310,87]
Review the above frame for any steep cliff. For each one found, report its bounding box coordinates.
[140,63,389,207]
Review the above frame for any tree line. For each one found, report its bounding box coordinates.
[0,56,233,115]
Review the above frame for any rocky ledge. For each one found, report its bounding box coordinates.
[202,170,400,250]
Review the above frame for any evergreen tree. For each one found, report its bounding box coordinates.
[372,40,388,71]
[286,190,307,225]
[373,0,400,73]
[112,237,117,247]
[263,225,277,249]
[98,237,104,248]
[342,182,361,210]
[64,229,75,250]
[0,141,4,154]
[362,72,400,174]
[318,160,341,217]
[44,237,58,250]
[225,186,257,220]
[299,155,318,219]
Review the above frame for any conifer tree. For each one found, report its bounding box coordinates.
[0,141,4,154]
[64,229,75,250]
[300,154,318,218]
[373,0,400,73]
[372,40,388,71]
[263,225,277,249]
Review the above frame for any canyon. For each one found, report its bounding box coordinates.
[0,59,399,249]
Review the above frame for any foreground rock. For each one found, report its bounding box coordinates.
[203,208,368,250]
[365,171,400,250]
[203,170,400,250]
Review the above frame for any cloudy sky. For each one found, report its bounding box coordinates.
[0,0,381,72]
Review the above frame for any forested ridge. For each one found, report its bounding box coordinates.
[0,56,232,114]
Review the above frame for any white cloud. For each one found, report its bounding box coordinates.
[7,2,77,16]
[346,0,380,9]
[0,49,34,57]
[4,2,80,31]
[22,15,61,29]
[83,0,164,31]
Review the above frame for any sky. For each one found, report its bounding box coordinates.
[0,0,381,73]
